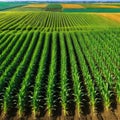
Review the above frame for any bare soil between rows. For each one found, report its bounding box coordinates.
[1,104,120,120]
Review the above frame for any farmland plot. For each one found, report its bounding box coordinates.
[0,12,120,120]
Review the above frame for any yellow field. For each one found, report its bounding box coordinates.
[90,5,120,8]
[100,13,120,23]
[23,4,47,8]
[62,4,85,9]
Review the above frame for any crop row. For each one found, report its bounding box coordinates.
[0,12,120,31]
[0,30,119,118]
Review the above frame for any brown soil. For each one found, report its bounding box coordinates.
[102,109,118,120]
[90,113,98,120]
[0,112,7,120]
[0,108,120,120]
[115,104,120,120]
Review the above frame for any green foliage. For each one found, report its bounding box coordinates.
[0,11,119,117]
[46,4,62,12]
[0,2,28,11]
[63,8,120,12]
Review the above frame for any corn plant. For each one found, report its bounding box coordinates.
[65,32,82,117]
[0,31,27,107]
[32,32,51,117]
[17,31,40,117]
[72,32,97,113]
[46,32,57,116]
[59,32,69,116]
[78,32,112,111]
[3,31,34,113]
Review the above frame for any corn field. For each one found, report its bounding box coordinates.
[0,12,120,120]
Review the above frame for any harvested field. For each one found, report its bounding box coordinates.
[23,4,47,8]
[89,5,120,8]
[97,5,120,8]
[100,13,120,23]
[62,4,85,9]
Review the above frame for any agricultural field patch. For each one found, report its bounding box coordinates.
[81,3,120,8]
[99,13,120,23]
[23,4,47,8]
[0,28,120,120]
[63,8,120,12]
[45,4,62,12]
[81,4,120,8]
[62,3,120,12]
[61,4,85,9]
[0,2,28,11]
[91,5,120,8]
[2,2,120,13]
[0,8,120,120]
[8,7,45,11]
[0,12,119,31]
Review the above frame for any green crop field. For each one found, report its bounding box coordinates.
[0,2,28,11]
[63,8,120,12]
[0,12,119,31]
[0,2,120,120]
[45,4,62,11]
